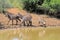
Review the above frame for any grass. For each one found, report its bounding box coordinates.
[0,27,60,40]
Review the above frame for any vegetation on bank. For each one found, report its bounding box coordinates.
[23,0,60,18]
[0,0,60,18]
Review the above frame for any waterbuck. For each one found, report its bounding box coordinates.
[19,13,32,26]
[39,18,46,27]
[3,10,21,25]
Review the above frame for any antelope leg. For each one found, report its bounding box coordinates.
[26,21,29,26]
[29,20,32,26]
[23,21,26,26]
[17,18,21,22]
[7,20,10,25]
[12,20,13,25]
[16,19,18,25]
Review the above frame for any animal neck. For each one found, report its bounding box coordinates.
[6,14,11,19]
[6,13,13,20]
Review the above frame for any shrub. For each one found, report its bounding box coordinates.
[49,3,60,18]
[23,0,44,12]
[0,0,13,13]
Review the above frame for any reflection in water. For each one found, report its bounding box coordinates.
[12,32,23,40]
[39,30,45,37]
[19,32,23,40]
[12,37,19,40]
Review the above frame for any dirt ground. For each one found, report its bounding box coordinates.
[0,8,60,28]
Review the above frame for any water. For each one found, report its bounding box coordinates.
[12,37,19,40]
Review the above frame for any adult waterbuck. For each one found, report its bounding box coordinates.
[20,13,32,26]
[3,10,21,25]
